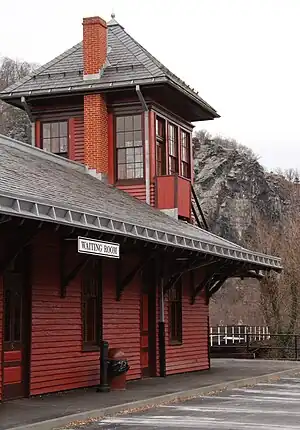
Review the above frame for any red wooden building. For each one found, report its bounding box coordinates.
[0,14,282,401]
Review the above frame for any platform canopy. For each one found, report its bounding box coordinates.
[0,134,282,273]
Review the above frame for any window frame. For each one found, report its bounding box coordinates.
[81,259,102,352]
[168,279,183,345]
[114,113,145,184]
[168,122,179,175]
[180,130,191,179]
[41,120,69,157]
[155,116,166,176]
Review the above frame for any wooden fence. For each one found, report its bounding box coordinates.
[210,325,271,347]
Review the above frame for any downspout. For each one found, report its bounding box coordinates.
[135,85,150,205]
[21,96,35,146]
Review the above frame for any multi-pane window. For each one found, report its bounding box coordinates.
[42,121,68,156]
[168,124,179,175]
[82,260,101,349]
[181,130,191,178]
[169,280,182,344]
[156,116,166,176]
[116,114,143,180]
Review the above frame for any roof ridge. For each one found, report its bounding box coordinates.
[0,42,82,95]
[109,26,163,78]
[111,24,216,111]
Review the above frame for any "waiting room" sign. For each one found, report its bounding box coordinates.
[78,237,120,259]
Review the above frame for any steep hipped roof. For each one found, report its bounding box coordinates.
[0,18,218,117]
[0,134,281,271]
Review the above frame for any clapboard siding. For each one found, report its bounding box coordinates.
[73,116,84,163]
[0,275,3,401]
[30,232,99,396]
[103,258,141,380]
[165,272,209,375]
[117,184,155,206]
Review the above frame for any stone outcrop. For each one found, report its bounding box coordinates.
[193,135,291,245]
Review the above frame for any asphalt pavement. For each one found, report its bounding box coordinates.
[69,376,300,429]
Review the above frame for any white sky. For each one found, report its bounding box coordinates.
[1,0,299,170]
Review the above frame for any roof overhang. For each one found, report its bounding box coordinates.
[0,77,220,122]
[0,191,282,272]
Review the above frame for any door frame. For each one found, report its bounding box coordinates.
[2,247,31,400]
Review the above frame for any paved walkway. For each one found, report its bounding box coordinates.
[94,376,300,429]
[1,359,300,430]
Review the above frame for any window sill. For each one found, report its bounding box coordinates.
[115,179,145,186]
[169,340,183,346]
[82,344,100,353]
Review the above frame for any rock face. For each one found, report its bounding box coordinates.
[193,135,290,245]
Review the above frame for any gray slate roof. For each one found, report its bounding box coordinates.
[0,134,281,271]
[0,19,218,116]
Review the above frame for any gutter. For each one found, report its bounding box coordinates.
[135,84,150,205]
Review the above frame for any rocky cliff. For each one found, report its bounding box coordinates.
[193,131,293,326]
[193,132,291,245]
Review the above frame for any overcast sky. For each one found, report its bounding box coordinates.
[1,0,299,170]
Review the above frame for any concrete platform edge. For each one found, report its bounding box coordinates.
[7,366,300,430]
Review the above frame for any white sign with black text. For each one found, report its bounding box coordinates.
[78,237,120,259]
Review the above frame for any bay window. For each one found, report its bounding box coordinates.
[116,114,144,181]
[181,130,191,178]
[156,116,166,176]
[168,123,179,175]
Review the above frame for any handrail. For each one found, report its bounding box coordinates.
[191,184,209,231]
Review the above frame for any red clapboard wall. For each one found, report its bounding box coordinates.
[117,184,155,206]
[73,116,84,163]
[30,231,99,396]
[0,275,3,401]
[102,258,141,380]
[156,271,209,376]
[165,272,209,374]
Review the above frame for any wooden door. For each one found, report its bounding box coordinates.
[140,292,149,377]
[3,257,29,400]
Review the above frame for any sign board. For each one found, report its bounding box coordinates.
[78,237,120,259]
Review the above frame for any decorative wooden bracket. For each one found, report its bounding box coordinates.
[116,254,153,301]
[0,226,40,274]
[207,276,228,299]
[60,240,91,298]
[191,273,217,305]
[163,272,183,296]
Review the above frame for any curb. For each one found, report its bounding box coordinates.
[7,366,300,430]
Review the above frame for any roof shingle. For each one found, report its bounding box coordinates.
[0,19,218,115]
[0,134,281,271]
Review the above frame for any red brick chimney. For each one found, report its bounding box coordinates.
[82,16,108,176]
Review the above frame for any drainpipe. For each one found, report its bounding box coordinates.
[135,85,150,205]
[21,96,35,146]
[159,276,166,377]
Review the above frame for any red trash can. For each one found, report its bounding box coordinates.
[107,348,129,391]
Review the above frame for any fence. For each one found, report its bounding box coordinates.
[210,325,270,347]
[210,325,300,361]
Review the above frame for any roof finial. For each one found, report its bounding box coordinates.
[111,11,115,19]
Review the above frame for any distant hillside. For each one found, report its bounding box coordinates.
[193,130,297,326]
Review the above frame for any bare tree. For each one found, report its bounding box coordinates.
[193,129,258,161]
[251,183,300,342]
[0,57,38,143]
[272,167,300,183]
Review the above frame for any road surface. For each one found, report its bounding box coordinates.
[68,376,300,429]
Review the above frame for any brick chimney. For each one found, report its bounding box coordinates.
[82,16,108,176]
